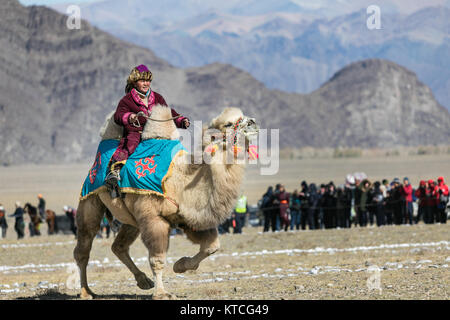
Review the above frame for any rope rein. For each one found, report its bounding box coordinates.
[132,111,182,127]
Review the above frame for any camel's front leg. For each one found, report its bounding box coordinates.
[139,216,175,300]
[173,228,220,273]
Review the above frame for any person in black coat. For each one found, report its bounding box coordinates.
[260,186,274,232]
[322,183,338,229]
[0,205,8,238]
[9,202,25,239]
[298,181,310,230]
[390,179,403,225]
[308,184,320,230]
[371,181,385,226]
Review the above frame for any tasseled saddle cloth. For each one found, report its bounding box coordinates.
[80,139,186,200]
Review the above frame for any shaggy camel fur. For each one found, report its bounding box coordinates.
[74,105,258,299]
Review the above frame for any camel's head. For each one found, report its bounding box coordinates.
[207,107,258,143]
[210,107,258,136]
[204,107,259,159]
[142,105,180,140]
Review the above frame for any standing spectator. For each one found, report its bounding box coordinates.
[401,177,414,225]
[0,205,8,239]
[232,194,248,234]
[289,190,301,230]
[322,183,337,229]
[367,185,377,226]
[9,202,25,239]
[357,179,372,227]
[343,182,353,228]
[260,186,274,232]
[37,194,46,220]
[275,185,290,231]
[391,178,403,225]
[436,177,449,223]
[336,185,352,228]
[272,184,282,231]
[298,181,310,230]
[426,180,438,224]
[415,180,427,224]
[354,178,362,227]
[64,206,77,237]
[318,184,327,229]
[380,179,389,197]
[384,189,394,225]
[371,181,385,226]
[101,216,111,238]
[307,184,320,230]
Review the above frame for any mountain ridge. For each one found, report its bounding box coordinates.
[53,1,450,110]
[1,0,449,165]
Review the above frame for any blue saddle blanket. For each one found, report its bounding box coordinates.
[80,139,186,199]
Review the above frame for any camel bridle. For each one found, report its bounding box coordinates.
[131,111,182,127]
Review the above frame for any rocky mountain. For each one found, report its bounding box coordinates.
[50,0,450,111]
[1,0,450,165]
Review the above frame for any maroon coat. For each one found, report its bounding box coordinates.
[275,191,290,228]
[111,89,188,162]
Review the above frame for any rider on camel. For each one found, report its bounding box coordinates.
[105,64,190,197]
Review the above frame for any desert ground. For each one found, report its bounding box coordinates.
[0,155,449,300]
[0,223,448,300]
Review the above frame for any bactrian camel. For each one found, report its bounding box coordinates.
[74,105,259,299]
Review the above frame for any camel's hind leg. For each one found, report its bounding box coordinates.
[111,224,154,290]
[173,228,220,273]
[73,196,104,299]
[138,214,174,300]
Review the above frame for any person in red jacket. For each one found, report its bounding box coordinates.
[414,180,427,224]
[426,179,438,223]
[400,177,413,225]
[436,177,449,223]
[105,64,190,197]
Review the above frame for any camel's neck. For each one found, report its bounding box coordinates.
[208,160,245,217]
[174,149,246,231]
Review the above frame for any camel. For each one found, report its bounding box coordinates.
[74,105,259,299]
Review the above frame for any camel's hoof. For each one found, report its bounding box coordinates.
[173,257,198,273]
[79,287,95,300]
[152,292,177,300]
[135,273,154,290]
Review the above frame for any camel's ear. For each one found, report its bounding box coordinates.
[209,116,219,129]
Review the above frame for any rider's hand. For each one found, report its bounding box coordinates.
[128,113,138,124]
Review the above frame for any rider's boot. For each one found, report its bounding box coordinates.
[105,161,123,199]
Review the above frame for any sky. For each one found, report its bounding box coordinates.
[18,0,100,5]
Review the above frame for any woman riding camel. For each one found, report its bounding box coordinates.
[105,64,190,196]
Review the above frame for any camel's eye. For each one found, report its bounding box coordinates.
[224,122,233,127]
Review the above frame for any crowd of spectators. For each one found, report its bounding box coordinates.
[258,174,449,232]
